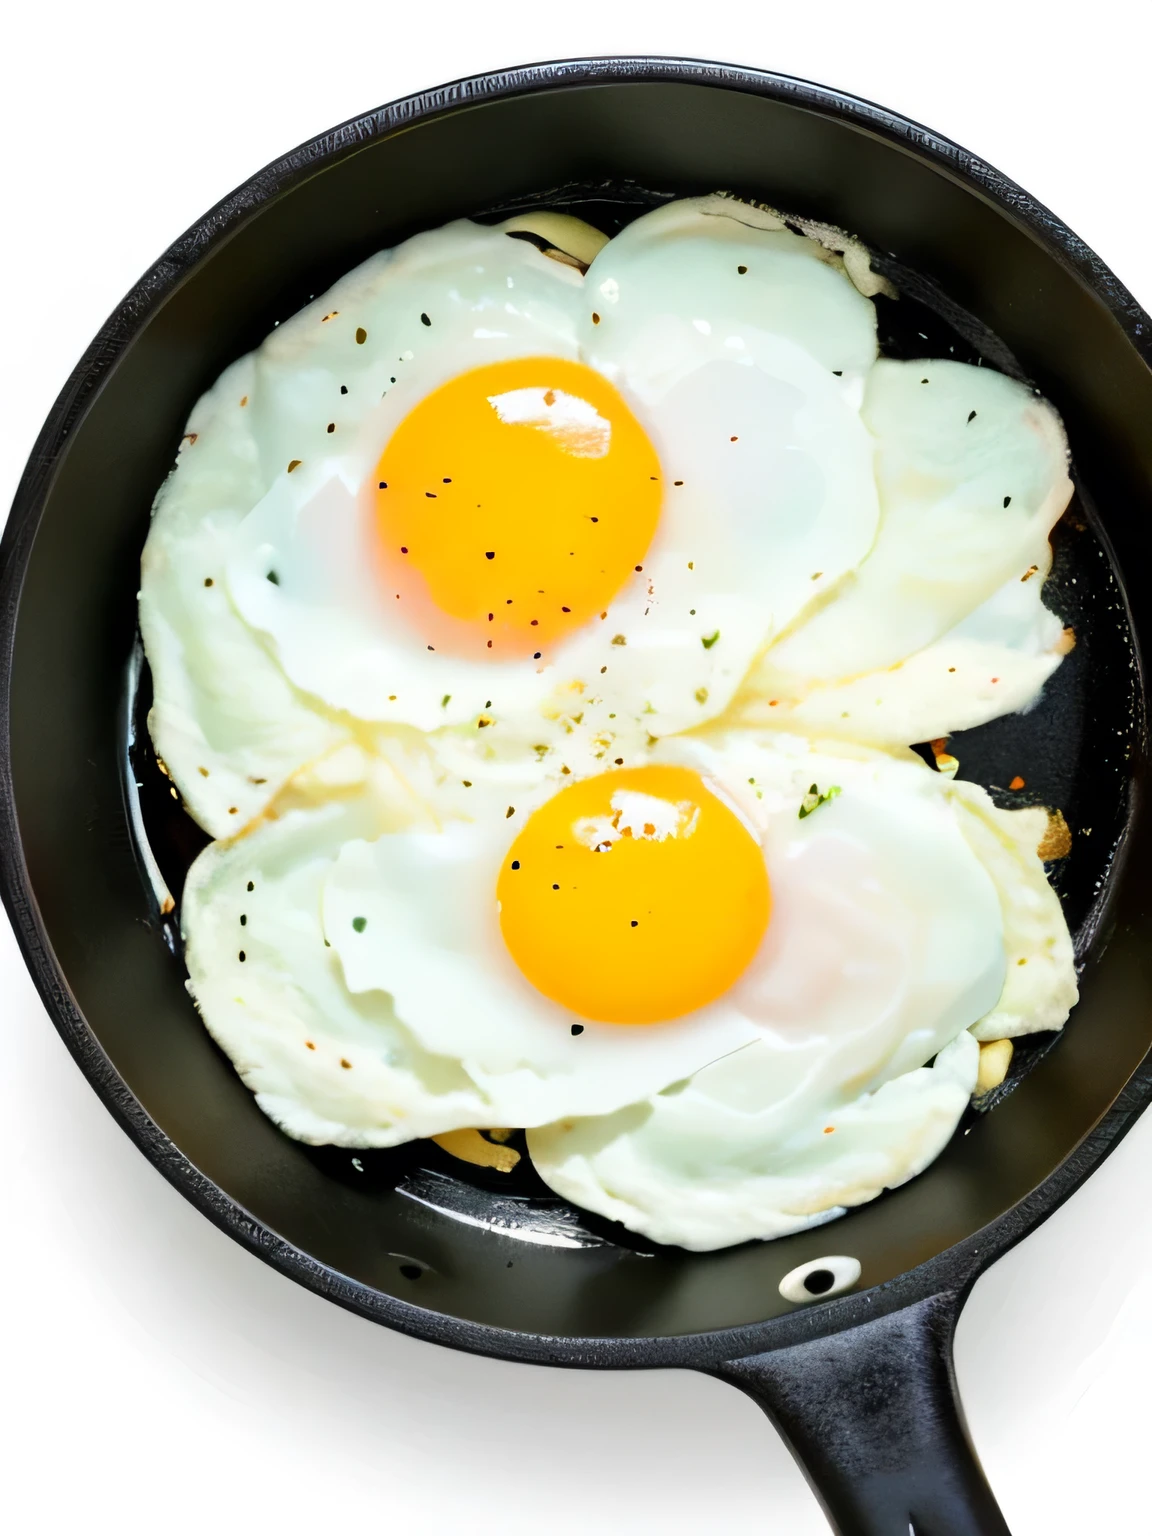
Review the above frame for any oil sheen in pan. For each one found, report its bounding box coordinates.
[118,187,1140,1253]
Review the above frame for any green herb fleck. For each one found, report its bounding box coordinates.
[695,686,708,704]
[441,694,451,708]
[352,916,368,933]
[798,783,841,820]
[701,630,720,649]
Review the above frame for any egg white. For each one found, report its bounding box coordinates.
[732,358,1073,744]
[139,354,347,835]
[527,1032,980,1252]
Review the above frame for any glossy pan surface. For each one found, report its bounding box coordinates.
[3,55,1152,1532]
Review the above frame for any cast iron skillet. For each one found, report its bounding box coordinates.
[3,57,1152,1536]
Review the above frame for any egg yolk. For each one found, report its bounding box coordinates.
[497,766,771,1024]
[373,358,662,659]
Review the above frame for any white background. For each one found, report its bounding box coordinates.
[3,3,1152,1530]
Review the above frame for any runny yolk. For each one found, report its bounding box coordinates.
[497,766,771,1025]
[373,358,662,659]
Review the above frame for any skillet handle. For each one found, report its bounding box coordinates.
[709,1291,1009,1536]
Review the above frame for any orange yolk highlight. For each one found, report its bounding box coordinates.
[497,766,771,1024]
[373,358,662,659]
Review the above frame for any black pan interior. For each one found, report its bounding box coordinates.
[8,75,1152,1343]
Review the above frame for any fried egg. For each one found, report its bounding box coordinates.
[524,734,1077,1250]
[142,200,884,836]
[180,730,1073,1186]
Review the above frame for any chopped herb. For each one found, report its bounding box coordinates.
[441,694,451,708]
[506,806,515,819]
[798,783,842,819]
[420,312,431,326]
[1003,495,1012,508]
[266,570,280,585]
[695,687,708,704]
[967,409,977,423]
[352,916,367,933]
[701,630,720,649]
[355,327,367,344]
[287,459,301,473]
[611,634,627,646]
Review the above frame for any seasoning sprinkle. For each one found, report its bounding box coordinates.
[799,783,842,820]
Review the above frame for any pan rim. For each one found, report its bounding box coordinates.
[2,53,1151,1370]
